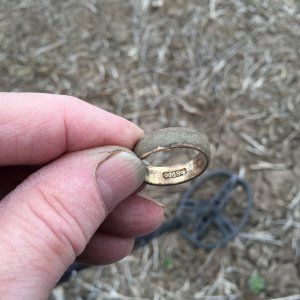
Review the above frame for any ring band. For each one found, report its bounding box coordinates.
[134,127,211,185]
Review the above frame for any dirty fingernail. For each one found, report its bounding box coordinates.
[96,151,146,212]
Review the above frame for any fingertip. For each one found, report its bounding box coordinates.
[0,93,145,165]
[78,232,134,265]
[100,194,164,237]
[133,125,145,140]
[96,151,146,212]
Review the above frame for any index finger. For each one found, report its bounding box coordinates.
[0,93,143,165]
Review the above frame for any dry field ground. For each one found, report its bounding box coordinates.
[1,0,299,299]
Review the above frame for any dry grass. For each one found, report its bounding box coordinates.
[1,0,300,299]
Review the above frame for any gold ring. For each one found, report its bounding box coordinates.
[134,127,211,185]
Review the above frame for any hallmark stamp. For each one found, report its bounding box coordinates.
[163,168,187,178]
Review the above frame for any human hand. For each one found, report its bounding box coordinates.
[0,93,164,299]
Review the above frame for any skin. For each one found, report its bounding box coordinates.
[0,93,164,300]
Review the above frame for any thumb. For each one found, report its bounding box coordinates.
[0,147,145,299]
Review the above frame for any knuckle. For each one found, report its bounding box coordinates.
[27,183,88,262]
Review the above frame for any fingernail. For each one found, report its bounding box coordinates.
[140,195,165,209]
[135,126,145,138]
[96,152,146,212]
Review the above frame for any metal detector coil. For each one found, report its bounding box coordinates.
[178,169,253,250]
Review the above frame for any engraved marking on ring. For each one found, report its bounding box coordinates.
[163,168,187,178]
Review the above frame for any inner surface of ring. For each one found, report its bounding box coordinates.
[143,147,197,166]
[144,148,209,185]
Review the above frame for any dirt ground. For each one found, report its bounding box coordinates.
[1,0,299,299]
